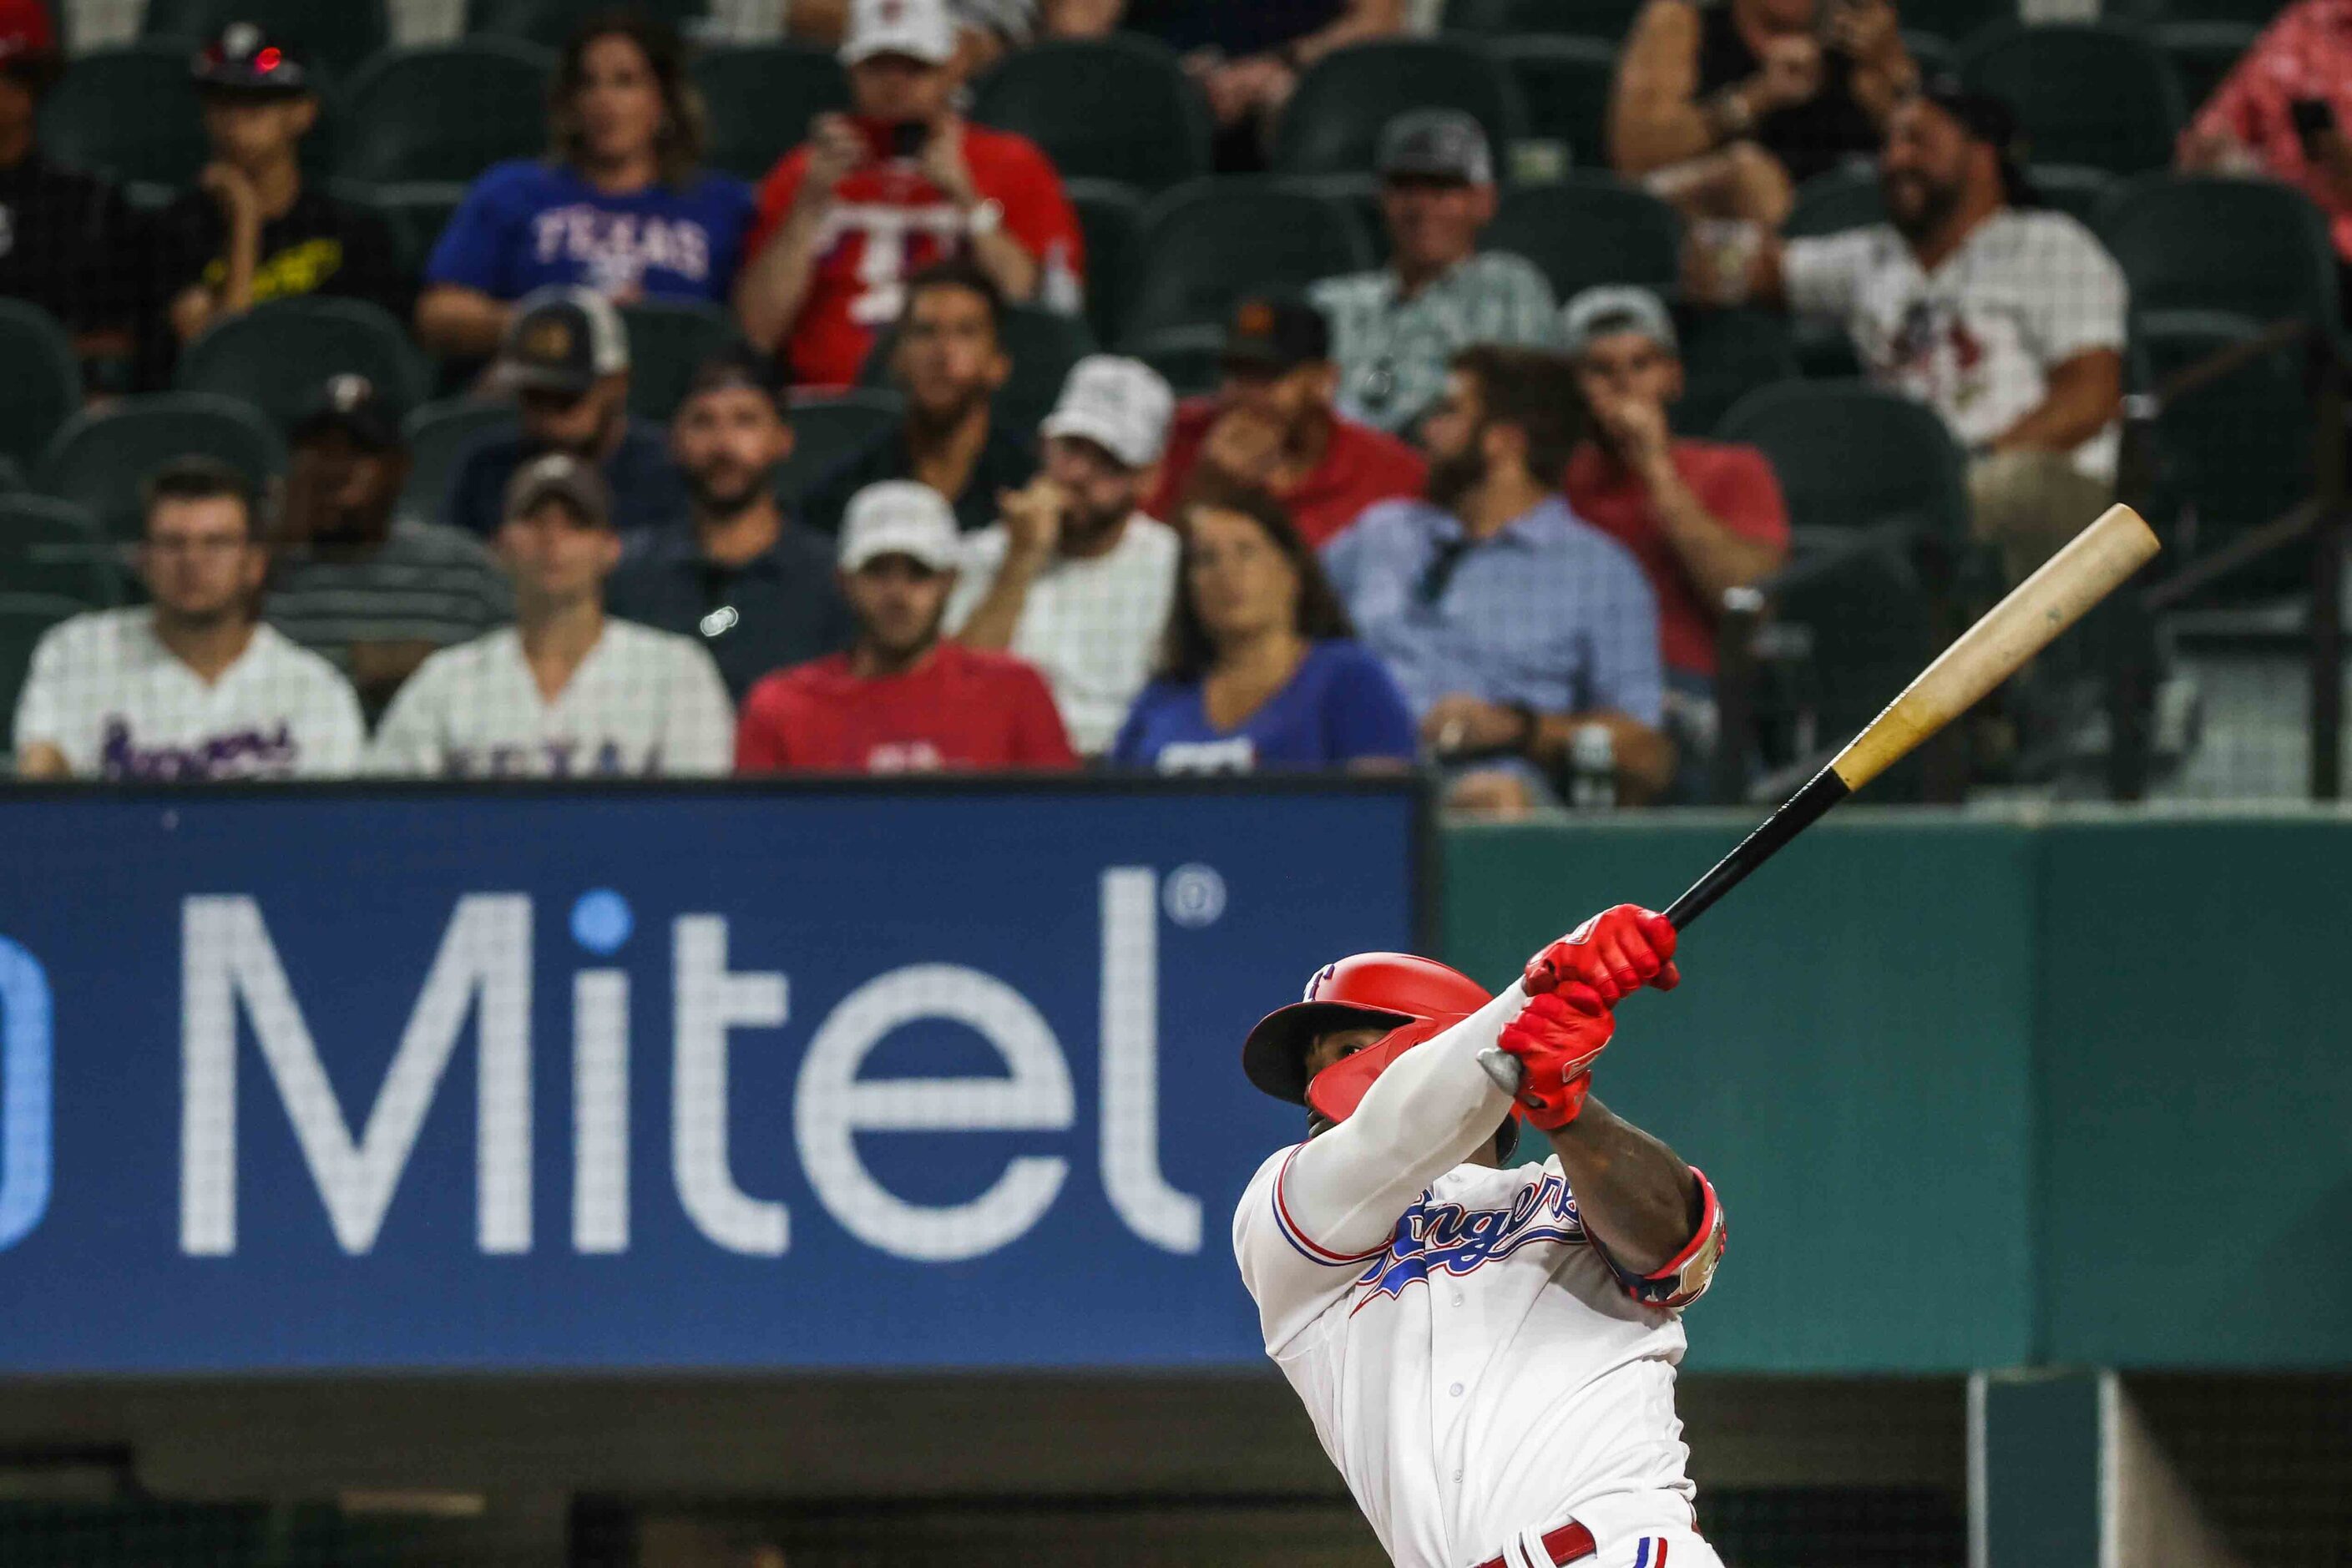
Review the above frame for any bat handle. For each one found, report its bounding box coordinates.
[1478,1046,1540,1106]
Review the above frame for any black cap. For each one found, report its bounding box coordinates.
[498,286,630,399]
[680,341,785,407]
[1222,293,1331,375]
[1377,108,1494,186]
[1915,77,2037,206]
[290,374,402,452]
[193,23,310,94]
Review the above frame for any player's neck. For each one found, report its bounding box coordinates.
[518,597,606,701]
[579,149,661,195]
[245,153,302,220]
[1458,468,1549,540]
[1906,189,2004,274]
[152,609,257,685]
[851,632,938,680]
[694,493,782,566]
[908,397,992,498]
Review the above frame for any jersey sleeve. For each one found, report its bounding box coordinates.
[1322,646,1418,764]
[732,675,793,773]
[662,642,737,776]
[1011,665,1080,766]
[1781,230,1872,325]
[10,619,75,761]
[1591,1166,1727,1313]
[988,137,1085,278]
[365,656,450,776]
[943,530,1006,635]
[1232,1145,1383,1353]
[296,663,367,778]
[423,166,519,294]
[2021,220,2128,366]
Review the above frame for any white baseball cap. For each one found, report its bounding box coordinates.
[839,480,962,572]
[1039,355,1174,471]
[840,0,955,66]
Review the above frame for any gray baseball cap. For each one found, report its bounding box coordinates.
[1561,286,1680,358]
[1377,109,1494,186]
[503,452,613,529]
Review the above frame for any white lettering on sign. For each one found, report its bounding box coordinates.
[672,915,790,1256]
[0,937,53,1252]
[1100,868,1201,1254]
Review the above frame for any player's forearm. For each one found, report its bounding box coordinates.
[1281,983,1525,1256]
[1542,1095,1700,1275]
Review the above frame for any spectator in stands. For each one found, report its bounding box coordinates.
[1612,0,1915,225]
[0,0,141,367]
[786,0,1102,75]
[13,457,364,781]
[1560,287,1788,714]
[2179,0,2352,297]
[266,376,513,722]
[416,8,755,362]
[736,0,1085,390]
[736,480,1075,772]
[797,261,1038,538]
[443,286,688,540]
[1110,488,1414,773]
[1146,293,1427,549]
[372,453,734,777]
[1312,110,1560,437]
[155,27,407,361]
[949,355,1178,755]
[1692,84,2127,584]
[1324,346,1670,813]
[1054,0,1411,173]
[607,348,854,700]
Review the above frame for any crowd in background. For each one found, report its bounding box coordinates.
[1,0,2329,807]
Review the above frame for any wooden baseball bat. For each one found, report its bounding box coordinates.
[1479,503,2162,1103]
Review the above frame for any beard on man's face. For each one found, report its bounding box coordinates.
[685,458,776,518]
[1424,442,1486,513]
[1884,168,1964,244]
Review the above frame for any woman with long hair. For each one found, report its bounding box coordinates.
[1111,488,1415,773]
[417,6,754,358]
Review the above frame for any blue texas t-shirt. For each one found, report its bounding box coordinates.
[1110,640,1419,774]
[426,159,756,303]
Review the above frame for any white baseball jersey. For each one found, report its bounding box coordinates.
[12,609,364,781]
[367,618,733,778]
[1234,983,1725,1568]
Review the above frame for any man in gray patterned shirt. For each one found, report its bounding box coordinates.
[1310,109,1561,438]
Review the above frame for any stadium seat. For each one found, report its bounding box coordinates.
[1676,308,1799,437]
[1495,37,1616,171]
[1120,179,1373,346]
[0,301,79,476]
[1903,30,1958,79]
[341,180,468,276]
[1958,22,2186,175]
[1128,325,1226,402]
[2147,0,2286,23]
[1716,380,1970,540]
[338,41,554,185]
[34,43,205,193]
[971,37,1211,194]
[399,398,518,525]
[2157,21,2253,115]
[776,390,903,508]
[466,0,708,47]
[0,594,89,751]
[139,0,389,82]
[620,300,740,423]
[1894,0,2016,49]
[1481,174,1679,305]
[1272,39,1525,180]
[858,303,1097,437]
[691,43,849,182]
[0,497,124,607]
[1066,179,1144,349]
[175,299,431,432]
[35,393,287,546]
[1444,0,1647,42]
[2027,164,2116,227]
[1783,164,1885,237]
[2096,173,2341,339]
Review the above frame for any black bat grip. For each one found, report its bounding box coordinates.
[1662,766,1850,931]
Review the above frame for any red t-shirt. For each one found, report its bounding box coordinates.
[1564,439,1790,676]
[734,641,1078,774]
[747,124,1085,389]
[1146,399,1431,548]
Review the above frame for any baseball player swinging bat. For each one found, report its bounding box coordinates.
[1232,505,2157,1568]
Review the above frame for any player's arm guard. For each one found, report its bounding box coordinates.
[1598,1166,1726,1310]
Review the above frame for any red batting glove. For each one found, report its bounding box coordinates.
[1522,904,1680,1004]
[1496,982,1614,1129]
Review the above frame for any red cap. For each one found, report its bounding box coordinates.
[0,0,58,65]
[1242,952,1490,1106]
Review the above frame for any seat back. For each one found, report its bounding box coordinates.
[400,399,521,526]
[1066,180,1145,350]
[1677,308,1800,437]
[621,300,741,423]
[341,179,469,276]
[175,298,430,431]
[1445,0,1647,41]
[0,301,80,473]
[1482,173,1679,303]
[859,304,1097,437]
[1716,380,1969,539]
[0,593,93,753]
[2096,172,2342,340]
[971,37,1210,193]
[0,497,124,607]
[1272,39,1524,179]
[690,43,848,182]
[1783,164,1887,237]
[36,43,205,192]
[775,390,904,507]
[1127,325,1226,402]
[339,41,555,185]
[1958,22,2185,175]
[36,393,287,546]
[1893,0,2016,48]
[140,0,390,80]
[2027,164,2117,227]
[466,0,709,46]
[1496,36,1617,171]
[1122,180,1373,345]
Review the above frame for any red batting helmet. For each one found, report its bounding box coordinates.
[1242,953,1492,1115]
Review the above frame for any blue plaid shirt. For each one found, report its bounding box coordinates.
[1323,496,1663,726]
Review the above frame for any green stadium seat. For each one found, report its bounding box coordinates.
[1481,173,1679,304]
[971,37,1211,194]
[35,393,286,546]
[139,0,389,82]
[0,497,124,606]
[341,180,468,276]
[338,41,554,185]
[1958,22,2186,175]
[1716,379,1970,539]
[175,299,430,432]
[1120,179,1373,346]
[1444,0,1648,42]
[1272,39,1525,179]
[0,593,91,752]
[858,302,1095,437]
[2027,164,2117,226]
[400,398,519,525]
[1783,164,1886,237]
[1128,325,1225,402]
[776,390,903,508]
[466,0,708,47]
[0,458,21,493]
[1894,0,2016,48]
[1903,30,1958,78]
[0,301,79,475]
[2157,21,2255,115]
[1676,308,1799,437]
[35,43,205,193]
[620,300,740,423]
[2142,0,2286,24]
[2095,172,2340,339]
[1495,36,1616,170]
[1065,179,1143,350]
[690,43,848,182]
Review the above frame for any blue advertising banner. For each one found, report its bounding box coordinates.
[0,781,1422,1373]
